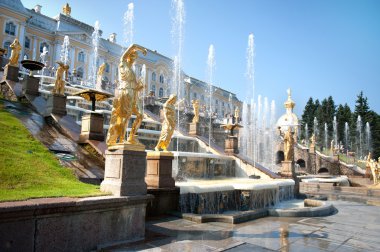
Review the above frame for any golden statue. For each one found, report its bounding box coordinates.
[53,61,69,95]
[234,106,240,122]
[97,62,106,87]
[106,44,147,147]
[6,38,22,67]
[155,94,178,151]
[284,127,294,161]
[192,99,199,123]
[369,159,379,185]
[62,3,71,16]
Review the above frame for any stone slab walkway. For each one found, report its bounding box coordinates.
[107,200,380,251]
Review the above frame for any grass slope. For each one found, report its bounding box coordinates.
[0,101,104,201]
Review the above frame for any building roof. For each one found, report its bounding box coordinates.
[0,0,28,15]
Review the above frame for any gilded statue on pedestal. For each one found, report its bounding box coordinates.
[234,106,240,123]
[106,44,147,147]
[53,61,69,95]
[96,62,106,88]
[155,94,178,151]
[6,38,22,67]
[284,127,294,161]
[192,99,199,123]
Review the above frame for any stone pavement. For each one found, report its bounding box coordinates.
[107,200,380,251]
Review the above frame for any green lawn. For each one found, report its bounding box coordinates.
[0,100,105,202]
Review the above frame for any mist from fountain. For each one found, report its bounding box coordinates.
[207,44,216,149]
[141,64,146,114]
[123,3,134,46]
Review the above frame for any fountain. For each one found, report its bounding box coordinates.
[344,122,350,152]
[20,59,44,95]
[313,117,319,144]
[324,122,328,151]
[357,115,363,159]
[365,122,371,155]
[90,21,100,89]
[60,35,70,66]
[123,3,134,46]
[207,44,215,149]
[305,123,309,147]
[333,116,338,149]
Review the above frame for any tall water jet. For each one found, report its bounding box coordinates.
[324,123,328,151]
[313,117,319,142]
[60,35,70,66]
[123,3,134,46]
[365,122,371,155]
[207,44,216,149]
[269,100,276,170]
[246,33,255,101]
[356,116,363,158]
[333,116,338,148]
[344,122,349,152]
[171,0,185,169]
[305,123,309,147]
[141,64,146,113]
[90,21,100,89]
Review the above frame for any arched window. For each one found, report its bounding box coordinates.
[152,72,156,81]
[78,51,85,62]
[159,88,164,97]
[39,42,49,53]
[105,63,110,73]
[77,67,84,78]
[24,37,30,49]
[159,74,164,83]
[151,84,156,94]
[5,22,16,36]
[3,41,11,58]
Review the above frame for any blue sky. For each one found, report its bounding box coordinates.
[22,0,380,116]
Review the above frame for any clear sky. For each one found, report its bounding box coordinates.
[21,0,380,116]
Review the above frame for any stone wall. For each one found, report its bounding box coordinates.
[0,195,152,252]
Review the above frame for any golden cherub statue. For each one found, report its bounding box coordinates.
[155,94,178,151]
[192,99,199,123]
[52,61,69,95]
[283,127,294,161]
[6,38,22,67]
[106,44,147,147]
[96,62,106,88]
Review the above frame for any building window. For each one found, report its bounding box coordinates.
[201,95,205,101]
[222,102,224,107]
[105,63,110,73]
[152,84,156,94]
[216,100,219,105]
[77,67,84,78]
[78,51,85,62]
[152,72,156,81]
[39,42,49,53]
[159,74,164,83]
[24,37,30,49]
[193,93,197,99]
[159,88,164,97]
[5,22,16,36]
[3,41,11,58]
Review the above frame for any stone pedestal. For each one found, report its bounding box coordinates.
[79,112,104,142]
[22,75,40,96]
[281,161,294,177]
[101,146,147,196]
[225,136,239,155]
[189,122,201,136]
[309,145,315,154]
[4,65,19,82]
[146,151,175,188]
[45,94,67,116]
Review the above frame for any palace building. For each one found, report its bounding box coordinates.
[0,0,241,119]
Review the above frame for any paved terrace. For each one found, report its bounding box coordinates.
[107,200,380,252]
